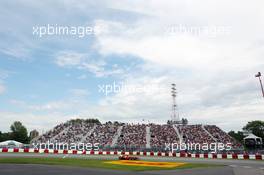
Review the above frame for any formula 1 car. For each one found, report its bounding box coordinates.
[118,155,139,160]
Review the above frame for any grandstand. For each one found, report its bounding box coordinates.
[33,119,243,152]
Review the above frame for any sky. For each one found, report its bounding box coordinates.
[0,0,263,133]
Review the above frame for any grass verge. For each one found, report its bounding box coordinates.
[0,157,223,171]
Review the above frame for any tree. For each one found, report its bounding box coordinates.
[243,120,264,140]
[181,118,188,125]
[10,121,29,143]
[84,118,100,124]
[228,130,244,142]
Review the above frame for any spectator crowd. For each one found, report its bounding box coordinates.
[34,119,242,150]
[117,124,147,148]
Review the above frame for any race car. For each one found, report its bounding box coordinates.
[118,155,139,160]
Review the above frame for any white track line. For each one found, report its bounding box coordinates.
[62,155,69,159]
[242,166,251,169]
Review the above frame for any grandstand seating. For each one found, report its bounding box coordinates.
[34,119,242,151]
[150,124,179,148]
[177,124,215,144]
[204,125,242,148]
[116,124,147,148]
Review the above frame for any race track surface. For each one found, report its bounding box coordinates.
[0,153,263,175]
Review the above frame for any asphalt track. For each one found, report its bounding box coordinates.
[0,153,263,175]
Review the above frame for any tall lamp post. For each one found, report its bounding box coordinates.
[171,83,180,123]
[255,72,264,98]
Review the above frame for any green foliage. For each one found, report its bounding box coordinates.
[1,132,11,142]
[243,120,264,140]
[228,130,244,142]
[0,121,29,143]
[84,118,100,124]
[228,120,264,144]
[68,118,101,125]
[10,121,29,143]
[0,158,221,171]
[0,131,10,142]
[181,118,188,125]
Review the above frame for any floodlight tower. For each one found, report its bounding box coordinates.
[171,84,180,123]
[255,72,264,98]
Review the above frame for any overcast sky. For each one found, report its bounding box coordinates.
[0,0,263,133]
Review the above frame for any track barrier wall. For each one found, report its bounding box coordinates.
[0,148,263,160]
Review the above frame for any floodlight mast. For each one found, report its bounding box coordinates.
[171,83,180,123]
[255,72,264,98]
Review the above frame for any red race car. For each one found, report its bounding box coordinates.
[118,155,139,160]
